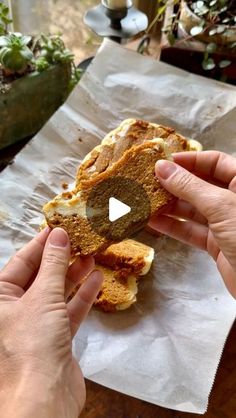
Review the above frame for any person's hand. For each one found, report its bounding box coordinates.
[0,227,103,418]
[149,150,236,298]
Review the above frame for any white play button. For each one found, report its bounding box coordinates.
[109,197,131,222]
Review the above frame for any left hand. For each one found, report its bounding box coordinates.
[0,227,103,418]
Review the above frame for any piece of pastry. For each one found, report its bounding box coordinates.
[76,118,202,186]
[95,238,154,279]
[42,119,202,256]
[67,238,154,312]
[93,265,138,312]
[43,137,173,255]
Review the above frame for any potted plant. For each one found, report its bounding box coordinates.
[0,3,81,150]
[150,0,236,81]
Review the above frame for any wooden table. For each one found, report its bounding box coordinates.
[1,143,235,418]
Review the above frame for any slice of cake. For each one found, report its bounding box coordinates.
[42,119,202,256]
[68,239,155,313]
[43,137,173,255]
[95,239,154,278]
[94,265,138,312]
[76,119,202,186]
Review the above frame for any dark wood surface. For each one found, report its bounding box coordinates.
[82,322,236,418]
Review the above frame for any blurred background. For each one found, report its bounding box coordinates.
[8,0,153,62]
[10,0,101,62]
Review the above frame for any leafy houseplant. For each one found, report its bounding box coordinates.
[0,3,81,149]
[153,0,236,76]
[0,33,33,74]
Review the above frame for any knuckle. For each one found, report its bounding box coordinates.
[207,190,236,221]
[15,252,36,272]
[43,250,68,268]
[77,288,93,306]
[175,170,194,194]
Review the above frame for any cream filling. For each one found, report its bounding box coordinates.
[44,137,171,219]
[81,119,137,164]
[187,139,203,152]
[82,119,202,168]
[140,248,155,275]
[43,191,87,218]
[116,276,138,311]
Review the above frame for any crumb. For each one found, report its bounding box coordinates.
[62,182,68,190]
[78,138,83,142]
[61,191,73,199]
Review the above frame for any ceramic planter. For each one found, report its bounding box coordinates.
[179,0,236,45]
[0,62,71,150]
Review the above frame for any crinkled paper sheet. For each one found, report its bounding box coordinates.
[0,40,236,414]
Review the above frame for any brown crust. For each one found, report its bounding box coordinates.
[45,140,174,255]
[79,140,174,212]
[43,120,185,256]
[77,119,187,185]
[46,213,113,256]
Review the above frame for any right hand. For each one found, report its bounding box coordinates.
[149,150,236,298]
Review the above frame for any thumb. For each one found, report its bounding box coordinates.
[155,160,236,224]
[33,228,70,298]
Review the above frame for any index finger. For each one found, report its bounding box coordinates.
[173,151,236,185]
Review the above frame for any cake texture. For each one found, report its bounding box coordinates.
[94,265,138,312]
[43,119,202,256]
[68,238,155,312]
[95,238,154,279]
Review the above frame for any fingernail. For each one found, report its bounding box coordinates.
[49,228,68,248]
[156,160,178,180]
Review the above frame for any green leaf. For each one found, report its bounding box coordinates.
[219,6,227,13]
[167,32,176,45]
[0,35,9,47]
[190,26,204,36]
[209,28,217,36]
[1,16,12,24]
[216,25,226,34]
[219,60,231,68]
[20,48,33,60]
[229,42,236,49]
[13,32,24,37]
[202,58,216,71]
[156,5,166,18]
[34,56,50,72]
[197,7,209,16]
[209,0,217,5]
[206,42,217,53]
[21,35,32,46]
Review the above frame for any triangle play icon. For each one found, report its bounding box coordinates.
[109,197,131,222]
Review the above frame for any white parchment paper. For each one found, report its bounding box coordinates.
[0,40,236,414]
